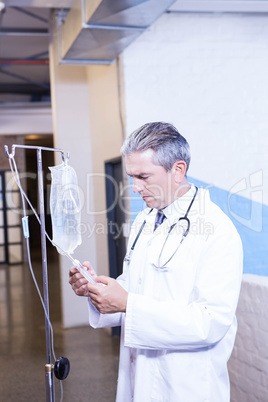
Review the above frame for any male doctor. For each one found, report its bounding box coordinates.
[69,122,243,402]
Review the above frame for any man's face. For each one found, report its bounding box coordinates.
[125,149,175,210]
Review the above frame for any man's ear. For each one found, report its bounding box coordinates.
[172,160,187,183]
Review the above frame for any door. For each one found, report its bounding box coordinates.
[105,158,126,279]
[105,158,126,336]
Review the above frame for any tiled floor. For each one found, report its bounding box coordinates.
[0,249,120,402]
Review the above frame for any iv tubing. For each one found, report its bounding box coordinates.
[8,155,64,402]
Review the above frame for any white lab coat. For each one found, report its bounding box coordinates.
[88,185,243,402]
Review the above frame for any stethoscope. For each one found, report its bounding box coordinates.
[124,186,198,269]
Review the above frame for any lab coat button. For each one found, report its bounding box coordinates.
[138,278,142,284]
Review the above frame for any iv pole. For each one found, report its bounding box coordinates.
[5,144,68,402]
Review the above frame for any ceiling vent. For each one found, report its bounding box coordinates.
[58,0,175,64]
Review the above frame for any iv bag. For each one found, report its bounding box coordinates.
[49,162,82,254]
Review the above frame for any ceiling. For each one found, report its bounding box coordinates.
[1,0,267,105]
[0,2,54,104]
[0,0,175,105]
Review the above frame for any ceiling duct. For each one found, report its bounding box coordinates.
[58,0,175,64]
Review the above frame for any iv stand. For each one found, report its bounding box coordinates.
[5,144,68,402]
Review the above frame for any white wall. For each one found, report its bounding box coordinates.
[121,12,268,204]
[49,13,123,327]
[229,275,268,402]
[85,63,125,266]
[49,51,96,327]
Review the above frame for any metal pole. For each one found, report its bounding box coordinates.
[5,144,67,402]
[37,148,55,402]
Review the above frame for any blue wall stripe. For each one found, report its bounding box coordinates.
[129,177,268,276]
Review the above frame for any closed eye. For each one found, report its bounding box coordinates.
[136,175,149,180]
[126,173,150,180]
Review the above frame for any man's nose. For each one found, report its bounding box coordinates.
[132,178,143,193]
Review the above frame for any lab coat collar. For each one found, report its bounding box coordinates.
[161,183,197,225]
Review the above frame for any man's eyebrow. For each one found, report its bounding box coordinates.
[126,172,149,177]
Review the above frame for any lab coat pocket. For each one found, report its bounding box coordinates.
[151,351,210,402]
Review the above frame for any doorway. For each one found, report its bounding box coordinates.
[24,134,55,258]
[0,170,23,264]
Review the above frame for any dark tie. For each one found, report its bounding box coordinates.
[154,210,166,231]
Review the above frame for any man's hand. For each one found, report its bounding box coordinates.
[69,261,97,297]
[87,276,128,314]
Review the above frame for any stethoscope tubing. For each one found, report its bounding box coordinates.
[125,186,198,267]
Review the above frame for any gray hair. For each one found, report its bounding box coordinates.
[121,122,191,172]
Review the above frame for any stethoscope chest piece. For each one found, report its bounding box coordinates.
[152,263,169,271]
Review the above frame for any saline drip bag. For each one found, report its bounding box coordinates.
[50,161,97,284]
[49,162,82,254]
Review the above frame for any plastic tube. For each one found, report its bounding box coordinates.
[69,257,97,285]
